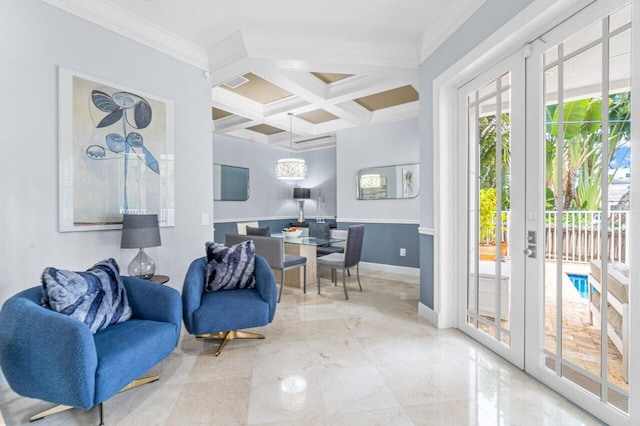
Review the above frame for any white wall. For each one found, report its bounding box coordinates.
[336,118,419,223]
[0,0,213,308]
[213,133,337,221]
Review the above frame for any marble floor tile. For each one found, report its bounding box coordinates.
[0,269,604,425]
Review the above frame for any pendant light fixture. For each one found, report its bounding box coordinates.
[276,113,307,180]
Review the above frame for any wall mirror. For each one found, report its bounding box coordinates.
[356,163,419,200]
[213,164,250,201]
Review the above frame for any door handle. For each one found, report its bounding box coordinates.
[523,246,536,258]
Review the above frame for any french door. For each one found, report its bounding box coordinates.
[524,1,636,424]
[458,52,526,368]
[458,1,637,423]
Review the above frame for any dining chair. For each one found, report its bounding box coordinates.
[316,228,347,256]
[226,233,307,302]
[317,224,365,300]
[236,221,259,235]
[246,225,271,236]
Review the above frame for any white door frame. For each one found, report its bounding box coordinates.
[523,1,638,424]
[455,52,526,368]
[432,0,638,424]
[433,0,595,329]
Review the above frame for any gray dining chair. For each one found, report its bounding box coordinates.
[225,233,307,302]
[316,225,365,300]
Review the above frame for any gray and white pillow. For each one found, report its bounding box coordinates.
[41,258,132,333]
[205,241,256,292]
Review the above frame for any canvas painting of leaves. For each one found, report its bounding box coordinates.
[58,69,175,231]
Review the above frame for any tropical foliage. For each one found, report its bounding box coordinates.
[478,92,631,217]
[545,92,631,211]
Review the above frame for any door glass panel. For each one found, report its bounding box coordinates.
[563,21,602,57]
[610,4,632,33]
[467,72,512,346]
[542,5,631,413]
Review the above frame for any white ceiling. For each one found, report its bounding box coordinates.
[44,0,486,150]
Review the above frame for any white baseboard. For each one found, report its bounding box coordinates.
[358,261,419,277]
[419,302,439,326]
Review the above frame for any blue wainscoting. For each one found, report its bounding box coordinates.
[213,219,305,243]
[420,234,434,309]
[214,220,418,269]
[339,222,420,268]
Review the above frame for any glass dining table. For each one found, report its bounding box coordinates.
[271,234,345,287]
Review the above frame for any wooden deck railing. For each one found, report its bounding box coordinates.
[502,210,627,263]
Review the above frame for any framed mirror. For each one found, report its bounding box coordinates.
[213,164,250,201]
[356,163,419,200]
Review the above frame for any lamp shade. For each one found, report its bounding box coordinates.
[276,158,307,180]
[293,187,311,199]
[121,214,161,249]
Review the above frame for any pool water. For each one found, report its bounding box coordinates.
[567,274,590,299]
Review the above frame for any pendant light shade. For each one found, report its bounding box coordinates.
[276,113,307,180]
[276,158,307,180]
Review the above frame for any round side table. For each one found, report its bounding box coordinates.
[148,274,170,284]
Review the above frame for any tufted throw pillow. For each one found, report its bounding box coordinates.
[41,259,132,333]
[246,226,271,236]
[205,241,256,292]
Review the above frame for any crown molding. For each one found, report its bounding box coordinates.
[41,0,209,70]
[418,0,486,62]
[209,30,419,79]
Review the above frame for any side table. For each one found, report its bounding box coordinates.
[148,275,170,284]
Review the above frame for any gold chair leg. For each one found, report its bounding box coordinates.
[197,330,265,356]
[30,404,74,422]
[29,376,158,423]
[119,376,160,392]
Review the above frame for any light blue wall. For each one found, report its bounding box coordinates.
[336,118,420,268]
[337,118,419,222]
[418,0,536,308]
[212,133,337,230]
[0,0,213,383]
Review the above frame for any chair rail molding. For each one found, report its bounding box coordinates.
[418,227,435,235]
[337,218,420,225]
[214,216,298,223]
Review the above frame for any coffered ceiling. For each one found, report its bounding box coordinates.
[43,0,486,150]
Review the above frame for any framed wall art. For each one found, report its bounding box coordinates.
[58,68,175,232]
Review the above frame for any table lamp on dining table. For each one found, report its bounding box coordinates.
[293,187,311,223]
[121,214,161,279]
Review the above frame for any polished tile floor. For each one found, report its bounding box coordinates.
[0,269,602,425]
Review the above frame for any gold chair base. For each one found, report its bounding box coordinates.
[29,375,160,423]
[196,330,265,356]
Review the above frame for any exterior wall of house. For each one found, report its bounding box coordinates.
[0,0,213,312]
[418,0,536,310]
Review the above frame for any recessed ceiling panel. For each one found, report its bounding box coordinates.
[311,72,354,84]
[296,109,339,124]
[354,85,419,111]
[247,123,285,135]
[212,107,233,120]
[220,72,292,104]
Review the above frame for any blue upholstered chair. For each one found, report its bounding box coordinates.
[0,278,182,425]
[182,255,277,356]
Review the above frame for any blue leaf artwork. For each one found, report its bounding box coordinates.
[86,90,160,212]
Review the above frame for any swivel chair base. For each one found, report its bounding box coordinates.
[197,330,265,356]
[29,376,159,425]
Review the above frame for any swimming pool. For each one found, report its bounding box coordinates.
[567,273,590,299]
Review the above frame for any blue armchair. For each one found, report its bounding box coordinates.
[0,277,182,424]
[182,255,277,356]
